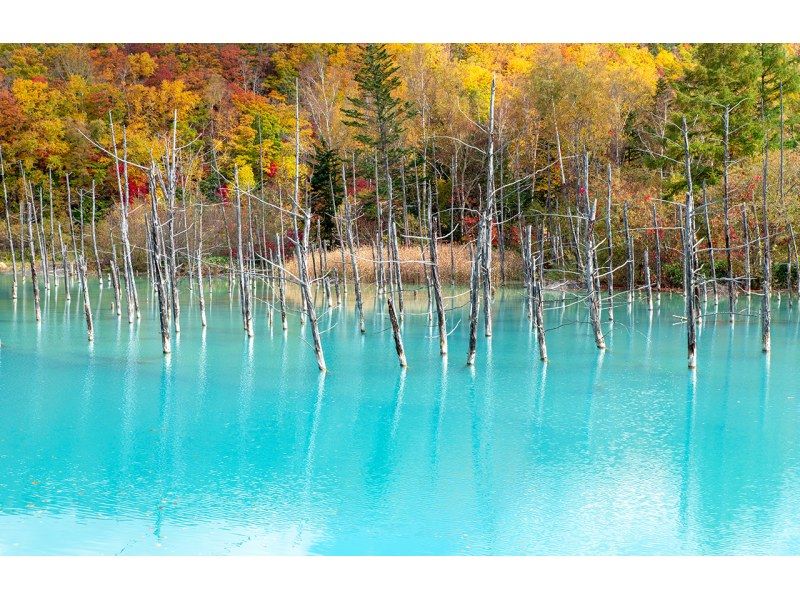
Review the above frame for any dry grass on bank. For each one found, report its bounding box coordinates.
[283,243,524,287]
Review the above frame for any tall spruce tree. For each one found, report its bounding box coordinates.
[342,44,411,159]
[309,141,342,242]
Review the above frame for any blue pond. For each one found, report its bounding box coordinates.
[1,274,800,555]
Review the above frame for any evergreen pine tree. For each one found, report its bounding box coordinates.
[309,141,342,242]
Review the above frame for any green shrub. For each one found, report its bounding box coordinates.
[663,262,683,288]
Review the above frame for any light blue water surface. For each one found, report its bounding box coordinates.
[1,274,800,555]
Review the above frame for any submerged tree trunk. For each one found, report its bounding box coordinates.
[761,133,771,353]
[26,198,41,322]
[0,146,17,299]
[681,117,697,369]
[78,255,94,342]
[623,201,634,304]
[148,165,171,355]
[428,194,447,356]
[722,105,735,321]
[651,203,662,294]
[605,163,614,320]
[582,152,605,350]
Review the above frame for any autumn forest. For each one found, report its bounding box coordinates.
[1,42,799,368]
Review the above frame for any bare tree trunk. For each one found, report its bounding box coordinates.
[651,203,662,294]
[235,170,253,338]
[742,204,752,295]
[722,105,735,321]
[148,165,171,355]
[36,189,50,291]
[428,192,447,356]
[681,117,697,369]
[78,255,94,342]
[702,183,718,306]
[466,237,481,367]
[344,170,365,333]
[644,247,653,311]
[0,146,17,299]
[48,172,57,288]
[481,76,496,338]
[527,225,547,361]
[387,294,407,367]
[58,223,70,302]
[605,163,614,320]
[623,201,634,304]
[294,80,326,371]
[91,181,103,286]
[110,237,122,317]
[197,207,207,328]
[27,197,41,322]
[276,234,288,330]
[582,152,605,349]
[761,130,771,353]
[109,117,138,323]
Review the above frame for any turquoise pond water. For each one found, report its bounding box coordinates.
[1,273,800,555]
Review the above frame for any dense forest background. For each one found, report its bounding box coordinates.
[1,43,799,286]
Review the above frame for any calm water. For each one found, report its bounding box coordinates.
[1,274,800,555]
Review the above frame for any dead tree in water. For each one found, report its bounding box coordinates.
[276,233,288,331]
[681,117,697,369]
[234,169,253,338]
[722,105,735,321]
[36,189,49,291]
[526,225,547,361]
[702,183,718,306]
[644,247,653,311]
[58,223,70,302]
[197,207,207,328]
[109,116,139,323]
[78,255,94,342]
[293,80,326,371]
[343,164,364,334]
[581,152,605,349]
[480,75,496,338]
[466,77,497,365]
[387,293,407,367]
[742,204,752,295]
[110,237,122,316]
[26,197,41,322]
[760,125,771,353]
[651,203,662,294]
[428,188,447,356]
[147,164,171,354]
[623,201,634,304]
[91,182,103,286]
[0,146,17,299]
[605,163,614,320]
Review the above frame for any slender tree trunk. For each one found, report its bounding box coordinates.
[644,247,653,311]
[722,105,735,321]
[582,152,605,349]
[481,76,496,338]
[605,163,614,320]
[148,165,171,354]
[343,169,365,333]
[91,181,103,285]
[58,223,70,302]
[623,201,634,304]
[681,117,697,369]
[78,255,94,342]
[0,146,17,299]
[742,204,752,295]
[428,194,447,356]
[27,197,41,322]
[651,203,662,295]
[387,294,407,367]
